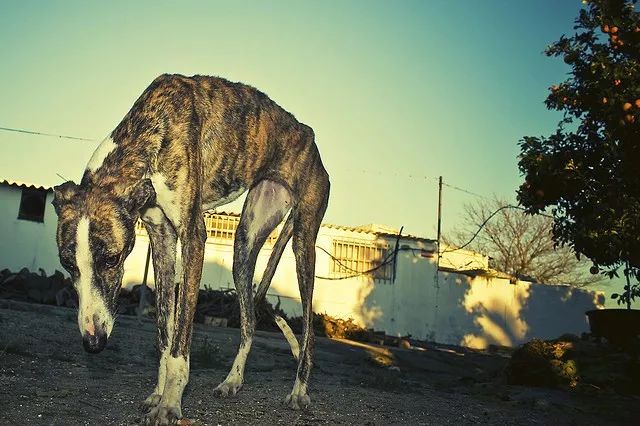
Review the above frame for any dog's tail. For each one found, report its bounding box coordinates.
[254,213,300,360]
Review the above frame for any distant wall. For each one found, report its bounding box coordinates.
[0,186,61,274]
[1,186,605,350]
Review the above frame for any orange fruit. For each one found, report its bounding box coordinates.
[611,26,619,34]
[625,114,635,123]
[623,102,633,111]
[634,99,640,108]
[603,24,610,33]
[603,97,608,104]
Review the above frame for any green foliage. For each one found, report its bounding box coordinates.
[518,0,640,292]
[611,267,640,306]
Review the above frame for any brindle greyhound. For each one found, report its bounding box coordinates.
[52,74,330,425]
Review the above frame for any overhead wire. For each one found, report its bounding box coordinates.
[0,126,97,142]
[2,124,558,269]
[441,204,554,254]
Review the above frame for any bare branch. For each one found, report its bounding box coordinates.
[445,197,602,287]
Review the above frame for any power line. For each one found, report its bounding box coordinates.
[0,126,96,142]
[0,126,494,202]
[340,168,492,200]
[441,204,553,254]
[441,182,488,200]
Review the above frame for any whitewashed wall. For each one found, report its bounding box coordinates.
[0,186,62,274]
[1,184,604,350]
[123,224,604,349]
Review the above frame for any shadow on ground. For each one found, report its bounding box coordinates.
[1,300,638,425]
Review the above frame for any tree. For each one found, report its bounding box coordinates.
[517,0,640,306]
[445,198,602,287]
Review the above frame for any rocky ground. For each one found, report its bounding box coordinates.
[1,300,639,425]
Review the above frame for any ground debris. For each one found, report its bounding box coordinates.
[0,268,412,346]
[506,334,640,394]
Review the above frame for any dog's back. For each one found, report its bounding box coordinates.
[106,73,326,203]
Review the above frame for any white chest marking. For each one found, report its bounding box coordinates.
[140,207,166,226]
[150,173,182,228]
[86,137,117,172]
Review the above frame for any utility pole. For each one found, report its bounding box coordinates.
[436,176,443,286]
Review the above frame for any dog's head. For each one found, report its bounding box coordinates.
[52,179,155,353]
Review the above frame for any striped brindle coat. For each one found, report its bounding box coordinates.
[52,74,330,425]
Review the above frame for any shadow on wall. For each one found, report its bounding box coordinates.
[457,277,605,348]
[357,247,604,349]
[123,235,604,350]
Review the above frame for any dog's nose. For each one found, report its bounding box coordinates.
[82,329,107,354]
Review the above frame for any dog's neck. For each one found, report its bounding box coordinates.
[81,134,156,196]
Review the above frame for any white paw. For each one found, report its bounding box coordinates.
[144,403,182,425]
[284,391,311,410]
[213,378,243,397]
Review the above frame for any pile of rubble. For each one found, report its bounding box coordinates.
[0,268,411,348]
[0,268,290,331]
[0,268,151,315]
[0,268,76,308]
[195,286,288,332]
[288,313,374,341]
[507,334,640,394]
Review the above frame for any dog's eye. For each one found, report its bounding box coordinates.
[104,254,120,268]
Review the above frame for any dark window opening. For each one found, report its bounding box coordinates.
[18,188,47,223]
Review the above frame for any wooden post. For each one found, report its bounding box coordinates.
[137,242,152,318]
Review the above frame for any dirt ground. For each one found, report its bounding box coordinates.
[1,300,638,425]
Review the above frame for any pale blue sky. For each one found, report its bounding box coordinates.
[0,0,582,236]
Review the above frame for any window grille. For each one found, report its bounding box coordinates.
[204,213,240,242]
[330,239,392,281]
[136,213,278,245]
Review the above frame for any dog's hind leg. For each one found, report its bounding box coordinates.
[285,171,329,410]
[139,207,178,411]
[253,214,300,360]
[214,179,292,397]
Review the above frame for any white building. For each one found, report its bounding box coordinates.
[0,179,604,348]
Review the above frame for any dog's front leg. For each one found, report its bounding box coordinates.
[139,209,178,412]
[145,217,206,425]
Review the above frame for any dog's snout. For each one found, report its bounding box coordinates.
[82,327,107,354]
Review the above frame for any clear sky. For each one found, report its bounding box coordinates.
[0,0,584,236]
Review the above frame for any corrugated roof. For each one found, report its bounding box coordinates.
[319,223,435,242]
[207,211,434,242]
[0,179,51,191]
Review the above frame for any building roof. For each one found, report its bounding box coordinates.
[0,179,51,192]
[206,211,435,243]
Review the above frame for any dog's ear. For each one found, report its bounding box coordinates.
[125,179,156,214]
[52,181,80,216]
